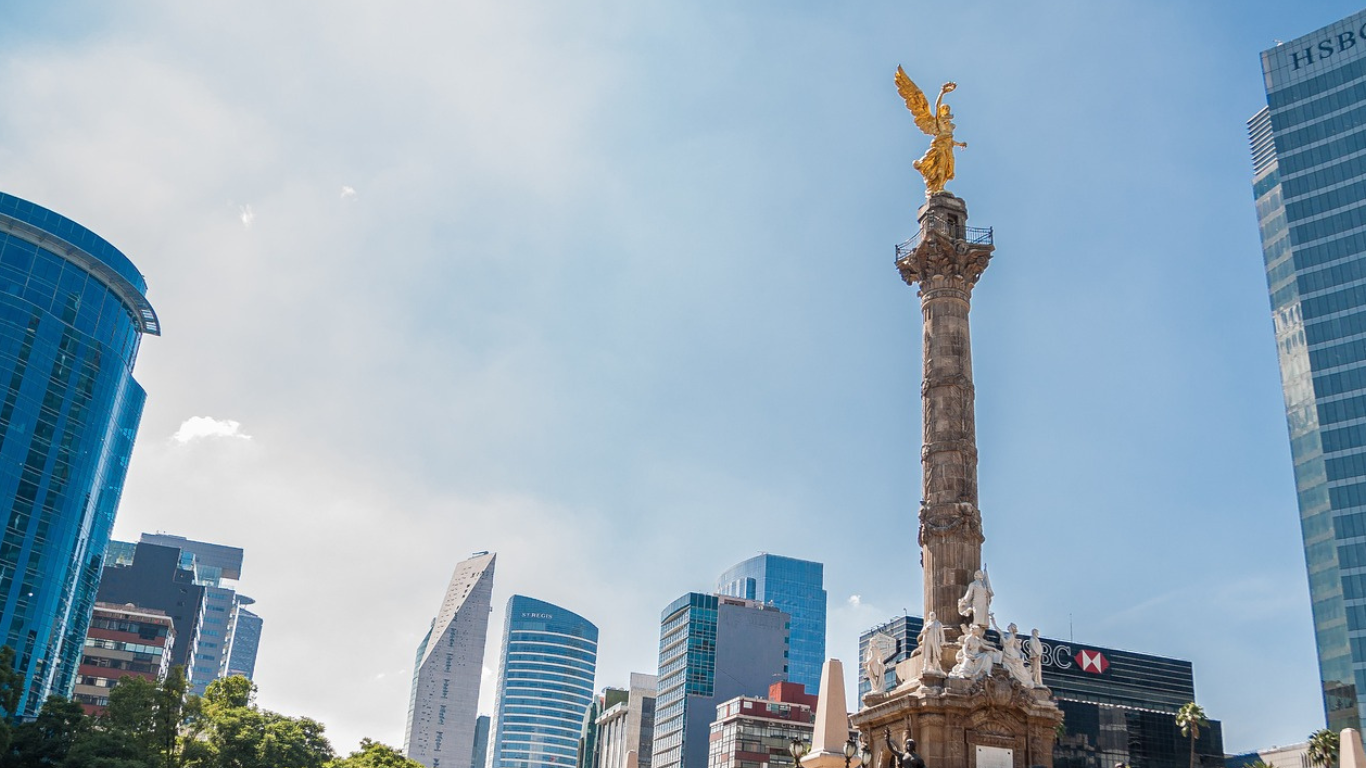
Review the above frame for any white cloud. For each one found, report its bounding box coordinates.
[172,416,252,444]
[340,185,357,200]
[847,594,861,606]
[239,204,255,227]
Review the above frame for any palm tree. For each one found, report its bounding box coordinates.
[1175,702,1209,768]
[1309,729,1340,768]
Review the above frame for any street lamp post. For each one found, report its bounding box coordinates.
[844,738,872,768]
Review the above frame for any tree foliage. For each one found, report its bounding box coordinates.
[1309,729,1341,768]
[1175,702,1208,768]
[0,670,356,768]
[326,740,425,768]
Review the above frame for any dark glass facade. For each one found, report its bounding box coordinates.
[715,554,826,695]
[653,594,789,768]
[490,595,599,768]
[0,192,158,717]
[1252,9,1366,732]
[858,618,1223,768]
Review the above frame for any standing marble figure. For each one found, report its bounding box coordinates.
[957,569,993,627]
[917,612,946,673]
[991,618,1033,688]
[1029,629,1044,687]
[865,633,897,694]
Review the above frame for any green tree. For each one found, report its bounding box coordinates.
[1175,702,1209,768]
[152,668,188,768]
[326,739,424,768]
[1247,761,1277,768]
[100,675,159,762]
[1309,729,1340,768]
[60,729,149,768]
[0,646,23,755]
[183,676,334,768]
[6,696,89,767]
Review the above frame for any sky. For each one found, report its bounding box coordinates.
[0,0,1354,755]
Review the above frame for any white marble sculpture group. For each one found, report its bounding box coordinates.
[863,568,1045,693]
[947,569,1040,687]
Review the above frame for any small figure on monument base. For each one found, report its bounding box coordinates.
[865,632,898,694]
[948,624,998,679]
[1029,629,1044,687]
[957,570,992,628]
[991,618,1034,689]
[885,729,928,768]
[917,612,947,673]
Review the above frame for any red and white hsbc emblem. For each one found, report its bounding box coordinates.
[1074,649,1109,674]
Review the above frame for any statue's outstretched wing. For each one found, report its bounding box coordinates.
[895,66,938,136]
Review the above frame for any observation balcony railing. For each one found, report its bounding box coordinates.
[894,224,993,261]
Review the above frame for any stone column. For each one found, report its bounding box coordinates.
[896,192,994,633]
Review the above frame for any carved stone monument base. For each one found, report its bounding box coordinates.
[852,669,1062,768]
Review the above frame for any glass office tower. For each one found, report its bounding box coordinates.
[715,554,825,694]
[0,192,159,716]
[652,594,789,768]
[1252,9,1366,731]
[489,595,598,768]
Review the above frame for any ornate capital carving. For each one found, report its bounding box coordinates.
[897,231,994,292]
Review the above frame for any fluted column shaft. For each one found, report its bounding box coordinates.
[896,193,993,633]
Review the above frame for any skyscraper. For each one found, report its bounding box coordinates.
[94,542,205,674]
[139,533,255,694]
[489,595,599,768]
[715,554,826,693]
[0,192,159,716]
[1251,8,1366,731]
[651,594,789,768]
[224,599,262,679]
[407,552,497,768]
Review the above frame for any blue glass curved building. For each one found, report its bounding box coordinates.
[0,192,159,716]
[489,595,598,768]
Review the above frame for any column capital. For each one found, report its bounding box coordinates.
[897,233,994,293]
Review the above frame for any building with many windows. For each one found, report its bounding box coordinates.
[225,601,262,679]
[94,542,204,676]
[579,687,629,768]
[138,533,260,694]
[72,602,174,713]
[596,673,657,768]
[406,552,497,768]
[652,594,789,768]
[473,715,491,768]
[858,617,1224,768]
[715,555,825,695]
[489,595,599,768]
[706,682,816,768]
[1251,7,1366,732]
[0,192,159,716]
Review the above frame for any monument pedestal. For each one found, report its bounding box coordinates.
[852,670,1061,768]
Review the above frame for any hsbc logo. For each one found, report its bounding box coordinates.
[1023,640,1111,676]
[1074,649,1109,674]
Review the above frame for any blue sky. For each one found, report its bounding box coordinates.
[0,0,1355,754]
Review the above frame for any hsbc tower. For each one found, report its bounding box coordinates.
[858,617,1225,768]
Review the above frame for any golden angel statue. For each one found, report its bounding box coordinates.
[895,66,967,196]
